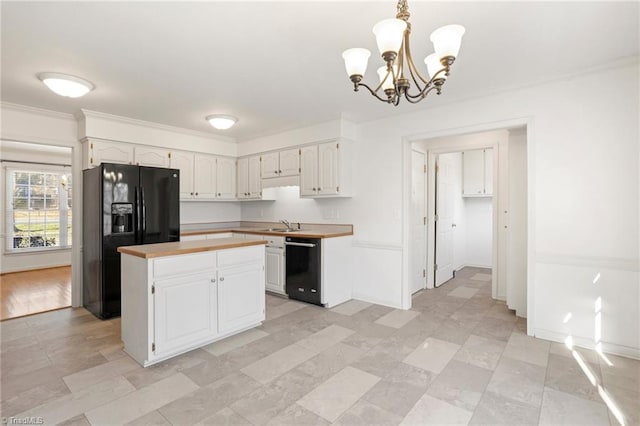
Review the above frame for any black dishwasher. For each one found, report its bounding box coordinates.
[285,237,322,306]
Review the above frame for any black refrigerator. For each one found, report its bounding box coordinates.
[83,163,180,319]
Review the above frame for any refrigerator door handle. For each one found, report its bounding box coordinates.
[141,187,146,243]
[134,186,141,244]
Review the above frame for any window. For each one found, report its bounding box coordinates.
[6,167,72,251]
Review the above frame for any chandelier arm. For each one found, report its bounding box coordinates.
[404,85,440,103]
[405,54,425,95]
[403,31,431,86]
[405,67,449,99]
[357,82,395,103]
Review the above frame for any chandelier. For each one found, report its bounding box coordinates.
[342,0,465,105]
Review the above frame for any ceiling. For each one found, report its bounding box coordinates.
[2,1,638,142]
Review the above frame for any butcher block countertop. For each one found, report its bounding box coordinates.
[117,238,267,259]
[180,222,353,239]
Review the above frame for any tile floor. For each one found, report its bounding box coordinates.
[1,267,638,425]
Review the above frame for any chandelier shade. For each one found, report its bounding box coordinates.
[424,54,447,80]
[342,48,371,78]
[372,19,407,57]
[430,24,466,59]
[341,0,465,106]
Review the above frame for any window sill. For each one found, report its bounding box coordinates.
[4,246,72,256]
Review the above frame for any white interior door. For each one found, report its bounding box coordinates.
[410,150,427,294]
[435,155,455,286]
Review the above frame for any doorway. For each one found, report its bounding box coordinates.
[406,125,529,320]
[1,141,73,320]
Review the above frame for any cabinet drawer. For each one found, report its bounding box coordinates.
[217,245,264,268]
[154,252,216,279]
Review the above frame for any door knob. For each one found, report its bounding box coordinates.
[220,277,225,282]
[452,223,457,228]
[211,278,216,283]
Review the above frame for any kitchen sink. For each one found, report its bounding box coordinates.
[260,228,299,232]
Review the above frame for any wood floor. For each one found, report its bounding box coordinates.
[0,266,71,321]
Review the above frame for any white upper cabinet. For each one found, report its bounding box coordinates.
[248,156,261,198]
[484,148,493,195]
[216,157,236,199]
[170,150,195,199]
[318,142,339,195]
[194,154,217,199]
[134,146,170,168]
[260,153,279,179]
[463,148,493,196]
[299,145,318,196]
[279,148,300,177]
[84,139,133,168]
[261,148,300,179]
[237,157,249,199]
[171,153,235,201]
[300,140,352,198]
[238,156,264,200]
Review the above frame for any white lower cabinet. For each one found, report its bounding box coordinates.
[218,262,265,333]
[265,246,285,295]
[153,272,217,357]
[121,244,265,367]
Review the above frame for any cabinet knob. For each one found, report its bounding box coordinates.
[218,193,221,196]
[219,277,225,282]
[278,170,282,174]
[195,192,199,196]
[312,187,316,191]
[318,188,321,192]
[211,278,216,283]
[190,192,194,196]
[274,170,278,174]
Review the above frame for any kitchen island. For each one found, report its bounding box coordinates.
[118,238,266,367]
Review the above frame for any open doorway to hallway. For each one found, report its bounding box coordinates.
[408,126,528,318]
[1,141,73,320]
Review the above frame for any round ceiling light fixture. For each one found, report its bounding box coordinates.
[37,72,95,98]
[206,114,238,130]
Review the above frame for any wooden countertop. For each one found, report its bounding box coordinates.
[180,227,353,239]
[117,238,267,259]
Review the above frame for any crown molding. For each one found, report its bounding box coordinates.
[79,109,236,144]
[0,102,76,121]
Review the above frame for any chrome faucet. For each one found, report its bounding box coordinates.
[280,219,291,229]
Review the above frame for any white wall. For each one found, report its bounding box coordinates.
[0,142,73,273]
[507,129,528,316]
[464,197,493,268]
[374,62,639,356]
[180,201,241,224]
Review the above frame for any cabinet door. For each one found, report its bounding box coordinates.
[89,140,134,167]
[236,158,249,199]
[463,149,485,196]
[265,247,285,294]
[261,152,279,179]
[318,142,339,195]
[216,157,236,199]
[279,148,300,177]
[134,146,170,168]
[170,151,195,199]
[248,156,262,198]
[194,154,217,199]
[484,148,493,195]
[154,272,217,356]
[217,262,265,334]
[299,145,318,196]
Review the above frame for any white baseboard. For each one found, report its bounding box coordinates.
[1,263,71,274]
[535,328,640,360]
[351,294,402,310]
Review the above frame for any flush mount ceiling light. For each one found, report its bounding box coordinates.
[206,114,238,130]
[342,0,465,106]
[37,72,94,98]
